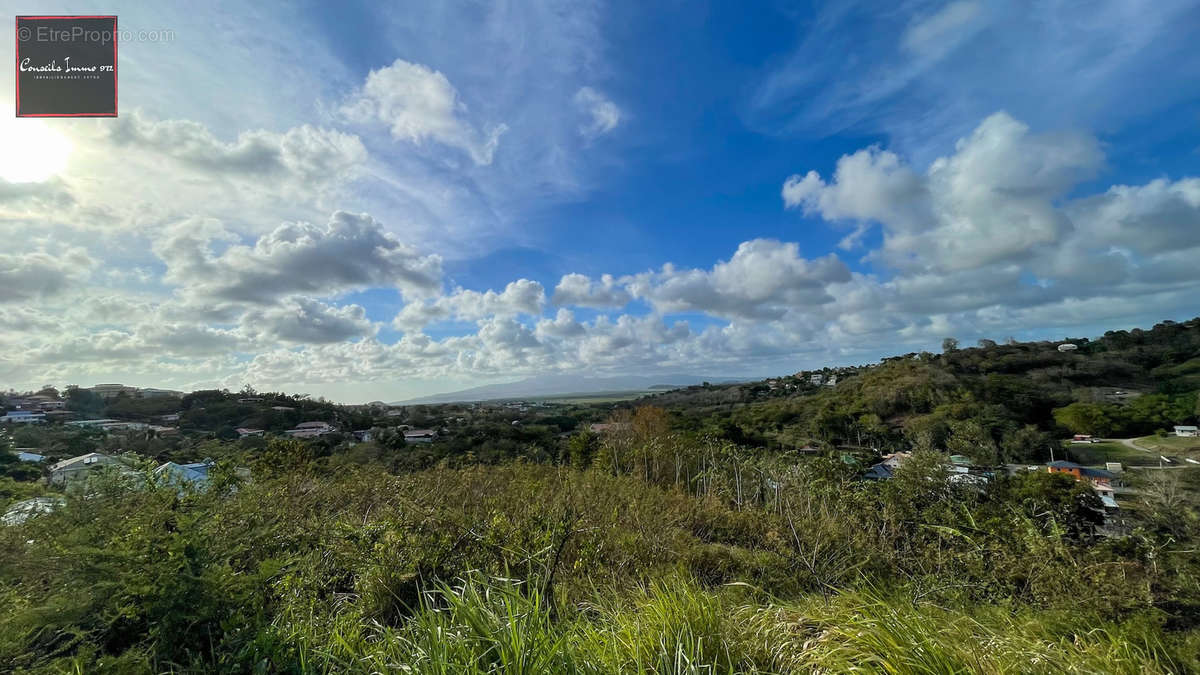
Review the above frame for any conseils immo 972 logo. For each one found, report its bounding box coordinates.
[16,15,118,117]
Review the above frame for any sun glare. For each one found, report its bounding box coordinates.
[0,117,73,183]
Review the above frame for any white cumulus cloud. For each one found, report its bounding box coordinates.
[342,59,508,165]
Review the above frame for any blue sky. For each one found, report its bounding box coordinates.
[2,0,1200,402]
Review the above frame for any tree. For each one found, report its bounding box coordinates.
[1001,425,1057,463]
[631,405,670,441]
[942,337,959,353]
[1053,402,1114,437]
[375,427,409,451]
[0,449,41,481]
[945,419,999,465]
[566,431,596,469]
[64,386,105,417]
[251,438,314,477]
[1137,471,1199,539]
[1005,470,1104,539]
[855,413,890,449]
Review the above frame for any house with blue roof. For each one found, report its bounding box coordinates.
[154,460,214,490]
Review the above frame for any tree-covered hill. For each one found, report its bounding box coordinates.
[651,318,1200,462]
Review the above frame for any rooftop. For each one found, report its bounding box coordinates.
[50,452,119,471]
[1048,460,1116,479]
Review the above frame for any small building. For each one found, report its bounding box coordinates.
[99,421,150,432]
[1047,460,1116,497]
[236,428,265,438]
[66,418,119,428]
[283,421,335,438]
[48,453,134,485]
[139,388,183,398]
[880,452,912,469]
[22,396,66,410]
[154,460,214,490]
[809,373,825,385]
[88,384,139,399]
[1057,343,1079,352]
[948,469,988,486]
[403,429,438,443]
[15,451,46,462]
[861,452,912,481]
[0,410,45,424]
[1174,426,1198,438]
[862,462,895,480]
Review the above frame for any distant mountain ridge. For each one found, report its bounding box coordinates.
[391,374,741,405]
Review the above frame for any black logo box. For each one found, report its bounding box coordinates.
[16,16,118,117]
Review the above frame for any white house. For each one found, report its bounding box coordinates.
[284,421,335,438]
[1175,426,1199,438]
[48,452,135,485]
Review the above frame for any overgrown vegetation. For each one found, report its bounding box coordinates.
[3,318,1200,672]
[1,444,1198,673]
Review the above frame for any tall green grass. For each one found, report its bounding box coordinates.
[738,593,1183,674]
[261,574,1192,674]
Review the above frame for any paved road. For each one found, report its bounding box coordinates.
[1110,437,1200,468]
[1115,437,1150,453]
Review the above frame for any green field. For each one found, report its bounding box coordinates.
[1064,441,1159,467]
[1131,435,1200,458]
